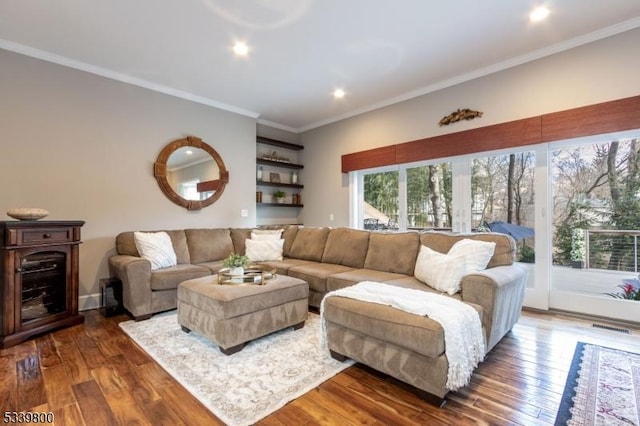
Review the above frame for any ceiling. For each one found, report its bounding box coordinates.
[1,1,639,132]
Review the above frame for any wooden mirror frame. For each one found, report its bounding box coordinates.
[154,136,229,210]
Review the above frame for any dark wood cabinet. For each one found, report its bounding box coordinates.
[0,220,85,348]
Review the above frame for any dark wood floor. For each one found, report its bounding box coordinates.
[2,309,640,425]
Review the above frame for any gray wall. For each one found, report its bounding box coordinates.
[299,28,640,227]
[0,49,257,308]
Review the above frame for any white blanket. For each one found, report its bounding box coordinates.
[320,281,485,391]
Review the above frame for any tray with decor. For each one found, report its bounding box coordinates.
[217,265,277,285]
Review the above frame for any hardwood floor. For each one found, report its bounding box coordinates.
[2,309,639,425]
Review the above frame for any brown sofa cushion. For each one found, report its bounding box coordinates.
[288,262,354,293]
[321,228,370,268]
[230,228,252,255]
[289,227,330,261]
[419,232,515,268]
[185,229,234,264]
[282,227,299,258]
[116,230,191,264]
[326,269,409,292]
[323,296,445,358]
[149,264,210,291]
[363,232,420,275]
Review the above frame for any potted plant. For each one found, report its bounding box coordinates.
[570,228,585,269]
[605,275,640,301]
[273,190,286,204]
[222,252,249,276]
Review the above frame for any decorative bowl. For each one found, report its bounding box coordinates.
[6,208,49,221]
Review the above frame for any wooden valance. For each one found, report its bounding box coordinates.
[341,95,640,173]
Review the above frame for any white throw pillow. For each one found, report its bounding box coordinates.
[245,238,284,261]
[414,245,466,295]
[448,239,496,273]
[133,231,177,270]
[251,229,284,240]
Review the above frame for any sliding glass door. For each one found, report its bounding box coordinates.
[350,131,640,321]
[470,148,549,309]
[550,134,640,321]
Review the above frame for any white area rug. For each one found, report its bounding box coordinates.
[119,312,353,426]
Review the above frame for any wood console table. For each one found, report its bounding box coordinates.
[0,220,85,348]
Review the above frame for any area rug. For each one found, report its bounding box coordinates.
[555,342,640,425]
[119,312,354,426]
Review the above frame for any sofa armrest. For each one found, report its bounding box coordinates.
[108,255,152,318]
[460,264,527,352]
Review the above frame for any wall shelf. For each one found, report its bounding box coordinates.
[257,136,304,222]
[257,158,304,169]
[256,181,303,189]
[257,136,303,151]
[257,203,304,208]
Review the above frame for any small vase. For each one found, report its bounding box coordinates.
[230,266,244,276]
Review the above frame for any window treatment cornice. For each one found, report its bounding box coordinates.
[341,95,640,173]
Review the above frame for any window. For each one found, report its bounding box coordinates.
[363,170,398,230]
[471,151,536,263]
[552,138,640,271]
[406,163,452,230]
[178,179,201,201]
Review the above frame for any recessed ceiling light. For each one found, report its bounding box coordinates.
[529,6,550,22]
[186,150,193,155]
[233,41,249,56]
[333,88,345,99]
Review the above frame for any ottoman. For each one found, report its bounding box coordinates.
[177,274,309,355]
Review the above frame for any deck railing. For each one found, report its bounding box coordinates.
[585,229,640,272]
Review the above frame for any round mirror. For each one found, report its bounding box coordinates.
[154,136,229,210]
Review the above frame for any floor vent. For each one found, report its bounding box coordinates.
[592,324,631,334]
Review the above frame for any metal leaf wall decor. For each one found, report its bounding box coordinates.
[439,108,483,126]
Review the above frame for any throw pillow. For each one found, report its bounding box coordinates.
[245,238,284,261]
[133,231,177,270]
[414,245,466,295]
[251,229,284,240]
[448,239,496,272]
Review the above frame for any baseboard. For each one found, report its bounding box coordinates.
[523,306,640,330]
[79,293,101,311]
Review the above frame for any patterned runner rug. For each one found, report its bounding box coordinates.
[555,342,640,425]
[120,312,353,426]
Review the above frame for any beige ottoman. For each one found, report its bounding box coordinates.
[177,274,309,355]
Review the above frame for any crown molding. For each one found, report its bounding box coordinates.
[256,118,299,134]
[3,15,639,134]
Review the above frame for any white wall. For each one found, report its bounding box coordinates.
[299,28,640,227]
[0,50,257,307]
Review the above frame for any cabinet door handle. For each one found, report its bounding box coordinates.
[42,233,52,239]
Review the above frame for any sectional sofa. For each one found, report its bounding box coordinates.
[109,226,527,401]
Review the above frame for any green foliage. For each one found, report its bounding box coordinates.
[519,244,535,263]
[364,171,399,221]
[365,165,453,229]
[272,190,286,198]
[222,253,249,268]
[570,229,585,261]
[553,200,590,265]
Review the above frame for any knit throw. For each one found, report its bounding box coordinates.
[321,281,485,390]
